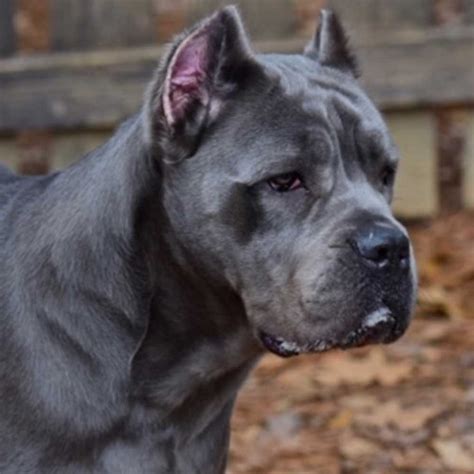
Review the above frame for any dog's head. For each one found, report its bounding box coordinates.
[144,7,417,357]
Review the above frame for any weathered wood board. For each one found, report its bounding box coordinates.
[2,109,472,218]
[0,132,111,173]
[0,28,473,132]
[328,0,434,38]
[50,0,156,51]
[388,111,438,218]
[0,0,473,217]
[0,139,18,171]
[464,111,474,209]
[51,131,111,170]
[0,48,159,131]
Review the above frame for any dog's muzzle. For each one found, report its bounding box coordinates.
[259,220,414,358]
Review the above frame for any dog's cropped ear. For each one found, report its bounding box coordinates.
[144,6,255,162]
[304,9,358,77]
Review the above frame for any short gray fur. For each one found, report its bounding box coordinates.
[0,7,416,473]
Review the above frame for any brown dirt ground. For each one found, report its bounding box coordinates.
[229,211,474,474]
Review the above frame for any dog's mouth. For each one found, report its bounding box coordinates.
[259,332,336,358]
[339,307,402,349]
[259,307,403,358]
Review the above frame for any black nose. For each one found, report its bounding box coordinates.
[350,223,410,268]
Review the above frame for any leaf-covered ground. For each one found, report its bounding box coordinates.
[229,212,474,473]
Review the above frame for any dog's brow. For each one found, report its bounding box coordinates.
[234,153,307,184]
[374,137,398,165]
[358,127,398,164]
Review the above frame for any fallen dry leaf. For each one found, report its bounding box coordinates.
[418,286,466,319]
[328,408,353,429]
[392,447,443,471]
[432,439,474,471]
[416,321,452,342]
[313,348,413,387]
[355,399,443,431]
[339,435,378,459]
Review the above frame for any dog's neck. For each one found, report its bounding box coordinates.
[130,162,261,435]
[9,114,260,446]
[93,114,262,427]
[128,263,259,461]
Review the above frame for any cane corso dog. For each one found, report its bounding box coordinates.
[0,7,416,473]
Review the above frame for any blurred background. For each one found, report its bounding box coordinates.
[0,1,473,472]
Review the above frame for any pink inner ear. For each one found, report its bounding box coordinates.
[164,30,210,125]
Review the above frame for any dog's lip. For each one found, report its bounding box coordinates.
[259,307,402,357]
[340,307,399,349]
[258,332,298,357]
[258,331,335,358]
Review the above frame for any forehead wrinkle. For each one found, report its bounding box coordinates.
[355,121,398,166]
[261,54,364,107]
[260,56,371,138]
[258,54,397,176]
[328,93,398,169]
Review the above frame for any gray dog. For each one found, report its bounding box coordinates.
[0,7,416,473]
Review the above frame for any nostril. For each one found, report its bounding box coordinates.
[354,239,391,266]
[372,243,390,264]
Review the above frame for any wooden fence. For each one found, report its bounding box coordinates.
[1,0,473,217]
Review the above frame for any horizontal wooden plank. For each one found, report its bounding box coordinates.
[50,0,156,51]
[187,0,301,40]
[358,27,474,109]
[0,28,473,131]
[0,47,162,131]
[328,0,433,34]
[51,132,111,170]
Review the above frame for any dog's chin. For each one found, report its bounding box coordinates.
[259,307,408,358]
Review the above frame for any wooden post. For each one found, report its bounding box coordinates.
[0,0,15,57]
[17,131,51,175]
[16,0,51,53]
[153,0,188,42]
[433,0,467,214]
[293,0,328,37]
[15,0,52,175]
[436,108,468,213]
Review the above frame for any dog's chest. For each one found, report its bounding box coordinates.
[99,426,229,474]
[96,374,243,474]
[98,407,232,474]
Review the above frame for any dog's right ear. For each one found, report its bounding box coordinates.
[144,6,256,163]
[304,9,358,77]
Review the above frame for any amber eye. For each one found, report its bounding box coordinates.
[267,173,303,192]
[381,166,395,187]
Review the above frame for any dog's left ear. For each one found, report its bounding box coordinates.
[145,6,256,162]
[304,9,358,77]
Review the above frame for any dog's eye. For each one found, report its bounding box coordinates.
[267,173,303,192]
[381,166,396,187]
